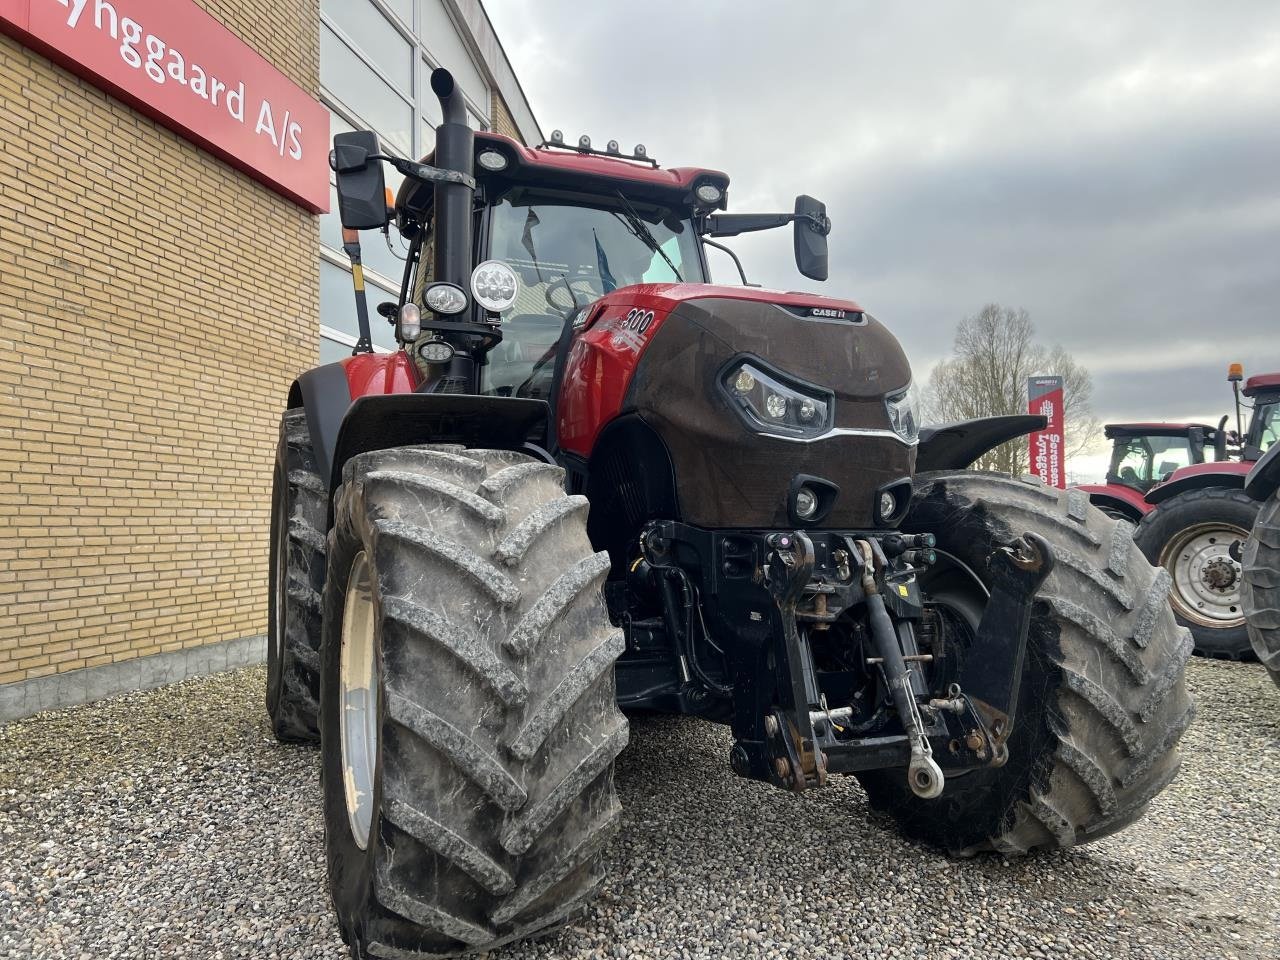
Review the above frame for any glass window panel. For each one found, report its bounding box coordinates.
[383,0,413,27]
[321,26,413,154]
[320,335,353,363]
[322,0,412,92]
[320,259,400,351]
[418,0,489,118]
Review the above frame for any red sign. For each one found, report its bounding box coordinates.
[1028,376,1066,489]
[0,0,328,212]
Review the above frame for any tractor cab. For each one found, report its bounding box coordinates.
[1241,373,1280,461]
[1104,422,1216,493]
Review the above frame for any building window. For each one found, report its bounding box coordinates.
[318,0,492,361]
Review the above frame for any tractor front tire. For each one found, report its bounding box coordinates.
[1133,487,1259,660]
[860,472,1194,855]
[320,445,627,958]
[1242,491,1280,688]
[266,409,327,742]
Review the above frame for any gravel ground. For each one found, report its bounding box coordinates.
[0,658,1276,960]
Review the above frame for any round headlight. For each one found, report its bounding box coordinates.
[417,338,454,364]
[550,129,565,144]
[764,392,788,420]
[477,149,508,172]
[397,302,421,341]
[878,491,897,521]
[695,183,723,205]
[798,398,818,422]
[470,260,519,313]
[733,368,756,394]
[795,487,819,520]
[424,282,467,315]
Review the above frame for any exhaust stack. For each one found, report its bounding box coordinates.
[430,68,475,295]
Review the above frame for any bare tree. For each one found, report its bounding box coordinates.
[925,304,1101,474]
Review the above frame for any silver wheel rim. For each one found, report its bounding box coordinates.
[271,476,288,666]
[340,551,379,850]
[1160,522,1247,629]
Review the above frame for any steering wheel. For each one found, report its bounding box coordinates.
[545,275,601,316]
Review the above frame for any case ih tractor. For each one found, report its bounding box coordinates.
[267,69,1193,958]
[1078,421,1224,522]
[1243,445,1280,687]
[1128,367,1280,659]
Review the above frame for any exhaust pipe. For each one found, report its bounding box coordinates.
[430,68,474,295]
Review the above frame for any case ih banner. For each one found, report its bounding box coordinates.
[1027,376,1066,489]
[0,0,329,212]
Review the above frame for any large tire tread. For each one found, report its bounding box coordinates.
[267,409,326,742]
[863,472,1194,856]
[321,445,626,958]
[1242,492,1280,687]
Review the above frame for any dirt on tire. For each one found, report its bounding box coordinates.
[860,472,1195,855]
[266,409,326,742]
[1242,490,1280,688]
[320,445,627,958]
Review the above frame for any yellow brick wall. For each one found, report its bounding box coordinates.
[0,0,320,684]
[491,89,524,143]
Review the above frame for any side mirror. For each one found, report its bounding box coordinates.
[793,195,829,281]
[331,131,389,230]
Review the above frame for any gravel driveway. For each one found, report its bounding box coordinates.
[1,659,1276,960]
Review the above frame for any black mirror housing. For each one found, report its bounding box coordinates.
[793,194,829,281]
[331,131,389,231]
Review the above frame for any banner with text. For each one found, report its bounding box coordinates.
[0,0,328,211]
[1028,375,1066,489]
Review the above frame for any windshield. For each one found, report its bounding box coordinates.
[1109,434,1195,491]
[1252,400,1279,454]
[478,193,705,396]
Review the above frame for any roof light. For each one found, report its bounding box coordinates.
[695,183,723,205]
[633,143,647,158]
[550,129,564,144]
[578,134,591,149]
[606,140,620,155]
[476,149,508,172]
[1228,362,1244,382]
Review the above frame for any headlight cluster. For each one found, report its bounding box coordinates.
[723,361,833,439]
[470,260,519,313]
[885,388,920,444]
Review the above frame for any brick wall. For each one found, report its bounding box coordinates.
[0,0,320,685]
[491,88,523,143]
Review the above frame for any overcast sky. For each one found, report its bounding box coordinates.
[485,0,1280,448]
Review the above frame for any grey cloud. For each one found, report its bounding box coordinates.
[486,0,1280,425]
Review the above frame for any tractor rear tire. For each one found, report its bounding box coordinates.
[1132,487,1259,660]
[1242,491,1280,688]
[859,472,1194,855]
[319,445,627,958]
[266,409,327,742]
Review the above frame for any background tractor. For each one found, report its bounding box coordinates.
[267,68,1193,958]
[1129,366,1280,659]
[1078,421,1225,523]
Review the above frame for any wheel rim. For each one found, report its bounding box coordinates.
[270,470,288,668]
[339,551,379,850]
[1159,522,1248,629]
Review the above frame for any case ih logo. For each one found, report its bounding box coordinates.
[0,0,329,211]
[810,307,846,319]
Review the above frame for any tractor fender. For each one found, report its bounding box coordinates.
[1144,461,1251,505]
[915,415,1047,473]
[1076,484,1151,522]
[1244,444,1280,502]
[287,362,352,491]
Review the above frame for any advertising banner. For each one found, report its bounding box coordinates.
[1,0,329,211]
[1028,375,1066,488]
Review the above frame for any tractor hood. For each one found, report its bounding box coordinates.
[558,283,916,528]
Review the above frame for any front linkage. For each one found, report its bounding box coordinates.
[630,520,1054,800]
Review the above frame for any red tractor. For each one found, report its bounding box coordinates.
[1078,421,1225,523]
[267,69,1192,958]
[1243,443,1280,687]
[1125,368,1280,659]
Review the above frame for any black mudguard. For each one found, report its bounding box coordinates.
[915,415,1047,473]
[287,363,550,493]
[1245,444,1280,502]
